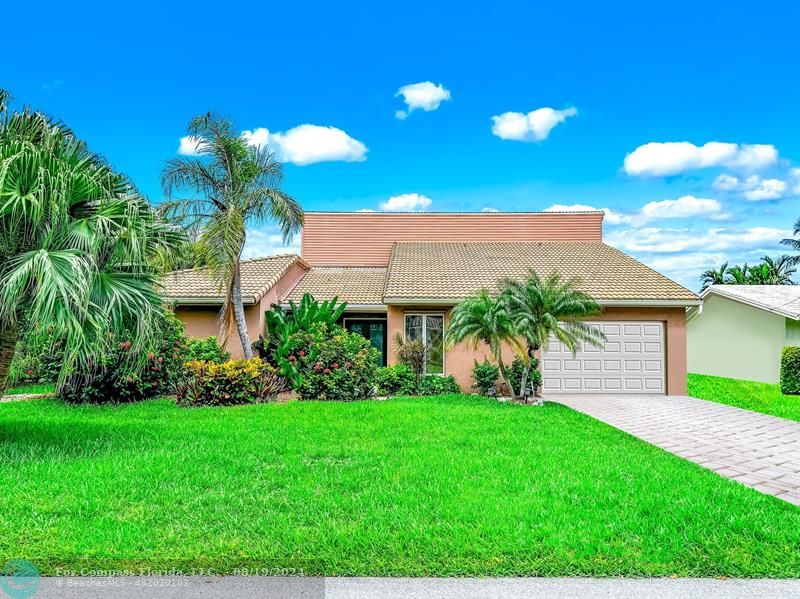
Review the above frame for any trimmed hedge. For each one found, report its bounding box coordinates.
[418,375,461,396]
[375,364,416,396]
[781,346,800,395]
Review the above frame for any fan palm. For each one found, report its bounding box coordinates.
[161,113,303,358]
[782,217,800,265]
[501,271,606,398]
[700,262,728,290]
[0,90,183,392]
[446,290,523,396]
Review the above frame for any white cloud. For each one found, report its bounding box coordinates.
[544,203,631,225]
[242,228,300,259]
[241,124,367,166]
[395,81,451,119]
[491,107,577,142]
[712,174,788,201]
[380,193,432,212]
[639,196,730,221]
[481,207,500,212]
[178,135,202,156]
[623,141,778,176]
[605,226,790,254]
[356,208,376,213]
[544,196,727,226]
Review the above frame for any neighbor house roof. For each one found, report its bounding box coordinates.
[162,254,308,304]
[702,285,800,320]
[383,241,700,305]
[284,267,387,306]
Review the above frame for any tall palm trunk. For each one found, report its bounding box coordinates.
[0,323,18,394]
[231,266,253,359]
[496,356,515,398]
[518,344,539,400]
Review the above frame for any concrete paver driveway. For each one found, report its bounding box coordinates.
[552,394,800,506]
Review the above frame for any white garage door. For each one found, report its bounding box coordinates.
[541,321,665,394]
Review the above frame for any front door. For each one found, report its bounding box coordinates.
[344,318,387,366]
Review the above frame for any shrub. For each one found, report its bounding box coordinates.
[8,322,64,386]
[175,358,285,406]
[472,359,499,395]
[263,293,347,387]
[375,364,417,396]
[781,346,800,395]
[185,336,230,364]
[506,356,541,397]
[58,309,187,404]
[292,323,379,401]
[393,333,426,382]
[418,375,461,396]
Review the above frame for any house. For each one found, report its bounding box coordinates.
[163,211,700,395]
[688,285,800,384]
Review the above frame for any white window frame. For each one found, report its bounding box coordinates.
[403,313,446,375]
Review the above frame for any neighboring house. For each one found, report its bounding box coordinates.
[163,211,700,395]
[688,285,800,384]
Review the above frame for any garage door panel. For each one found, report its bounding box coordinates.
[543,321,664,395]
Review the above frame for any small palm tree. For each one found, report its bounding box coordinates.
[757,255,796,285]
[782,217,800,265]
[726,264,749,285]
[0,90,182,392]
[700,262,728,290]
[501,271,606,399]
[446,290,523,396]
[162,113,303,358]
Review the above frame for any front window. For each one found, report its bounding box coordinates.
[404,314,444,374]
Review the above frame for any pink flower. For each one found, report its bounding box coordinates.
[323,368,331,374]
[148,352,155,360]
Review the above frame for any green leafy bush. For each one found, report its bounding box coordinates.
[176,358,285,406]
[375,364,417,396]
[58,309,187,404]
[781,346,800,395]
[418,375,461,396]
[292,323,379,401]
[506,356,541,396]
[8,322,64,386]
[185,336,230,364]
[472,359,499,395]
[263,293,347,387]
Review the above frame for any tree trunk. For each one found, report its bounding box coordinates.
[496,357,515,399]
[231,267,253,359]
[0,323,19,395]
[518,345,539,402]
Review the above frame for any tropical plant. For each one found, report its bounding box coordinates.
[185,336,230,364]
[782,217,800,265]
[699,256,796,287]
[0,89,183,393]
[700,262,728,290]
[263,294,347,386]
[446,289,522,396]
[472,359,499,395]
[375,364,417,396]
[161,112,303,358]
[417,374,461,396]
[501,271,606,399]
[393,332,426,389]
[176,358,285,406]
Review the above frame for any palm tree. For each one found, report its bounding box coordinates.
[0,90,182,392]
[700,262,728,290]
[758,255,797,285]
[501,271,606,399]
[782,217,800,265]
[726,264,749,285]
[446,290,523,396]
[161,113,303,358]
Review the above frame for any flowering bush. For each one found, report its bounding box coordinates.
[58,309,187,403]
[290,323,379,401]
[375,364,417,396]
[176,358,285,406]
[8,321,64,386]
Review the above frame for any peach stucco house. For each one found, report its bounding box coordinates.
[163,211,700,395]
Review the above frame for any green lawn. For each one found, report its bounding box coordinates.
[1,395,799,577]
[688,373,800,422]
[4,383,55,395]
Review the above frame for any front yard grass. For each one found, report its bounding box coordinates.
[1,394,800,577]
[688,373,800,422]
[4,383,55,395]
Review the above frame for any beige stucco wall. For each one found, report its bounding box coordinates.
[175,304,263,358]
[387,305,688,395]
[688,294,786,384]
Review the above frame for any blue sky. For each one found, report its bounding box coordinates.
[5,0,800,290]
